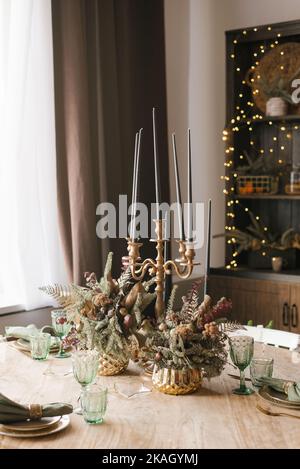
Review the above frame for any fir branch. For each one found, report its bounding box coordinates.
[117,266,134,290]
[166,285,178,315]
[99,252,113,295]
[142,277,156,292]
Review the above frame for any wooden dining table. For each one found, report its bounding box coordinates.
[0,341,300,449]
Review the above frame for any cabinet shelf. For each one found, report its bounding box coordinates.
[210,267,300,283]
[228,115,300,128]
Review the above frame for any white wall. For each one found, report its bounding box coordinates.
[164,0,300,273]
[224,0,300,29]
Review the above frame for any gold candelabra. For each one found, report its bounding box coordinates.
[124,219,198,321]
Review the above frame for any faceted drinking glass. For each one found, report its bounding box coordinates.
[81,384,108,424]
[250,357,274,387]
[229,335,254,395]
[30,332,51,360]
[51,310,71,358]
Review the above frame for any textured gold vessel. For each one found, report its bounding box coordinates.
[152,365,202,395]
[98,353,129,376]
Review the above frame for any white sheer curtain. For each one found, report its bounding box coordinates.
[0,0,67,310]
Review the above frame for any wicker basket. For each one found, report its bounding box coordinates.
[246,42,300,114]
[237,175,278,195]
[98,353,129,376]
[152,365,202,395]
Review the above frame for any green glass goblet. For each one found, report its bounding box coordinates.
[229,335,254,395]
[51,310,71,358]
[72,349,99,414]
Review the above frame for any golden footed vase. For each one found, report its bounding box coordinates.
[98,353,129,376]
[152,365,202,395]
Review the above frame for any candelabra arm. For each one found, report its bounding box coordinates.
[130,258,156,281]
[164,259,191,279]
[125,225,198,321]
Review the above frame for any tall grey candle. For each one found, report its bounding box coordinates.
[172,133,185,240]
[187,128,193,241]
[132,128,143,241]
[152,108,161,219]
[130,132,138,240]
[204,199,212,297]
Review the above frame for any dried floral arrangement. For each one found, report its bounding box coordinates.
[40,252,156,362]
[139,282,234,378]
[224,209,300,255]
[259,73,297,104]
[236,150,281,176]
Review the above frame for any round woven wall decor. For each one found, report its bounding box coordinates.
[247,42,300,113]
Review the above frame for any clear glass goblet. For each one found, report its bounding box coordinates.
[229,335,254,395]
[51,310,72,358]
[72,349,99,414]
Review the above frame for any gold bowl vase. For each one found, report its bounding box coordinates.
[98,353,129,376]
[152,365,202,395]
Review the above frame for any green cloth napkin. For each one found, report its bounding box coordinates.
[5,324,39,340]
[0,393,73,424]
[5,324,58,347]
[260,377,300,402]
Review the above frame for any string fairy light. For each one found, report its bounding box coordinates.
[222,26,299,269]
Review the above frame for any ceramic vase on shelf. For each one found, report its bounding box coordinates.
[152,365,202,395]
[266,97,288,116]
[98,353,129,376]
[271,256,283,273]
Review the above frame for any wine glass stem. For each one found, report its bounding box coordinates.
[59,337,64,356]
[240,369,246,390]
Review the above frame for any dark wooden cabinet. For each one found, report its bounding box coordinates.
[209,273,300,332]
[212,20,300,332]
[289,285,300,333]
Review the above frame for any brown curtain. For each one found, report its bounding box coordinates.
[52,0,170,283]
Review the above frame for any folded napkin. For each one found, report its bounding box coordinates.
[5,324,39,340]
[5,324,58,346]
[260,377,300,402]
[0,393,73,424]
